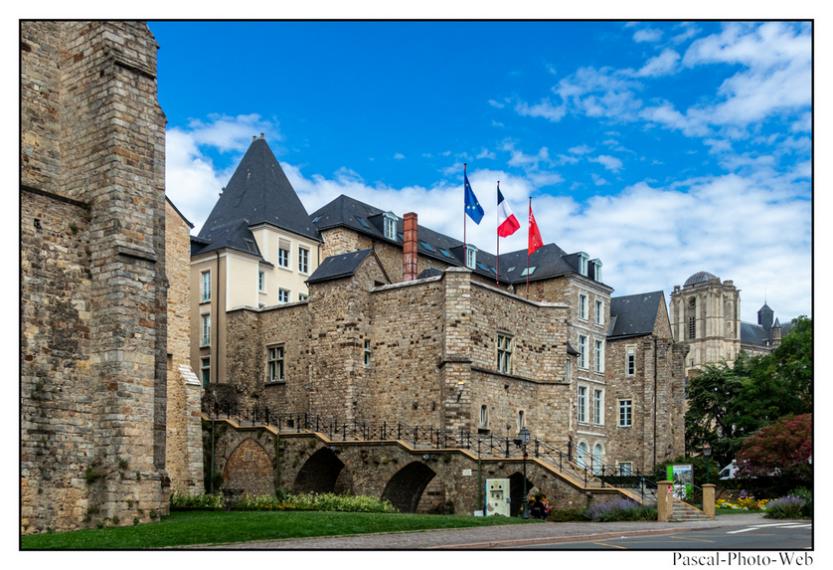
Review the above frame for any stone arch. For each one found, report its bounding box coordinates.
[381,461,436,513]
[293,447,347,494]
[223,438,274,496]
[509,471,535,517]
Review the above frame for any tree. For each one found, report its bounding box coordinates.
[736,413,812,485]
[685,317,812,468]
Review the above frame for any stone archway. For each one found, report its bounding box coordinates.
[293,447,348,494]
[381,461,437,513]
[509,472,535,517]
[223,438,274,496]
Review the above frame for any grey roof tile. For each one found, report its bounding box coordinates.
[307,249,374,284]
[609,291,664,339]
[196,138,321,257]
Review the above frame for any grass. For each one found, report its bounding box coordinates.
[717,507,759,515]
[21,510,533,549]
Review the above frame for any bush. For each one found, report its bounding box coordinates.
[547,508,589,522]
[791,487,813,518]
[170,492,224,511]
[764,495,807,519]
[586,498,657,522]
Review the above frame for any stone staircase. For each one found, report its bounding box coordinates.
[670,499,710,521]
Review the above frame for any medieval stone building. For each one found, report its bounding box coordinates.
[669,271,792,372]
[199,137,687,487]
[21,21,202,534]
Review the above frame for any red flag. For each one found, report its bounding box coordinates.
[528,200,543,255]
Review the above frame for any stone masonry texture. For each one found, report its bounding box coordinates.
[21,21,174,533]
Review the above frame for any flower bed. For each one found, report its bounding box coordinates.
[171,491,397,513]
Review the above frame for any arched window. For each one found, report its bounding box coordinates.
[576,441,588,468]
[592,443,604,475]
[688,316,696,339]
[479,405,488,428]
[517,410,525,430]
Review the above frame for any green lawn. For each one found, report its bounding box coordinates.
[21,510,533,549]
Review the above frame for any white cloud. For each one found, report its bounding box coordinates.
[569,144,592,155]
[555,66,643,121]
[487,98,506,109]
[633,28,663,43]
[477,148,497,160]
[505,144,551,167]
[591,173,608,186]
[591,154,624,173]
[514,98,567,122]
[393,152,406,160]
[635,49,680,77]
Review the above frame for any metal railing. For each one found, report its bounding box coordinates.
[206,402,654,498]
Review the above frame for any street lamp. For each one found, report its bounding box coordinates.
[515,426,531,519]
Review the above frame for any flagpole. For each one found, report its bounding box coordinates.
[463,163,467,252]
[496,181,500,286]
[526,196,531,298]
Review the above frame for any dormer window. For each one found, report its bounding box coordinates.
[465,245,477,270]
[383,213,397,240]
[591,259,602,282]
[578,253,589,276]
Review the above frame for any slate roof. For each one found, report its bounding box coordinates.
[684,271,719,287]
[310,194,607,287]
[608,291,664,339]
[193,137,321,258]
[741,322,770,347]
[307,249,374,284]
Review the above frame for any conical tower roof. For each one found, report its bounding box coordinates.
[196,137,320,255]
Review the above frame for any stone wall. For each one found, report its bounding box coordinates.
[165,201,204,496]
[21,21,170,533]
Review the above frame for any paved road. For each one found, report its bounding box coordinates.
[204,513,812,550]
[518,520,812,550]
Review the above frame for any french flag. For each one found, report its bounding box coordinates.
[497,186,521,237]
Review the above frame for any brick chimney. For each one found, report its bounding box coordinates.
[403,212,418,281]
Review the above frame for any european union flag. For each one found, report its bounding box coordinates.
[464,173,484,224]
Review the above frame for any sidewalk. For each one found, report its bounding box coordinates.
[202,513,768,549]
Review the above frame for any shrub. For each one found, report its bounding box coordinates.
[234,492,398,513]
[547,508,589,522]
[170,492,224,511]
[764,495,806,519]
[792,487,813,517]
[586,498,657,522]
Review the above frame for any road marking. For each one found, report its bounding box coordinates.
[669,535,716,544]
[593,541,627,550]
[727,527,759,534]
[752,523,805,528]
[778,524,812,529]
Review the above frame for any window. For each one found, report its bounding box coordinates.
[200,270,211,302]
[520,266,536,277]
[278,288,290,304]
[576,441,588,468]
[266,345,285,383]
[363,339,372,367]
[299,293,309,302]
[517,410,525,430]
[578,253,588,276]
[383,213,397,240]
[578,335,588,369]
[618,462,634,476]
[595,299,603,325]
[200,357,210,387]
[619,399,633,427]
[592,443,604,474]
[278,243,290,268]
[565,359,573,383]
[592,259,603,282]
[298,247,310,274]
[497,333,512,374]
[577,386,588,423]
[688,316,696,339]
[479,405,489,428]
[578,293,588,319]
[626,347,636,376]
[465,245,477,270]
[258,270,265,292]
[200,314,211,347]
[592,388,604,425]
[594,339,605,373]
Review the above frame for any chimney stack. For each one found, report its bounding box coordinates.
[403,212,418,281]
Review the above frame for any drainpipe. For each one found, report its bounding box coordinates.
[215,251,221,383]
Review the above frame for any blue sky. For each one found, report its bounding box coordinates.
[151,21,811,323]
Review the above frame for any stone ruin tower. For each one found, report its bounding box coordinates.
[21,21,170,533]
